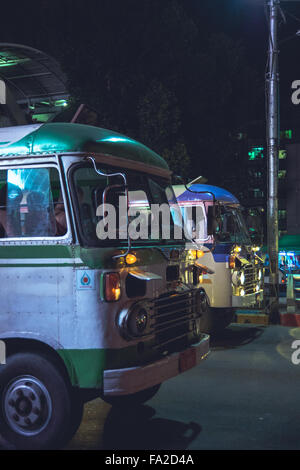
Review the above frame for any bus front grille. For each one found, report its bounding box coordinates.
[244,264,256,294]
[150,289,199,353]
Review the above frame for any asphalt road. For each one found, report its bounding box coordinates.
[1,323,299,450]
[64,323,300,450]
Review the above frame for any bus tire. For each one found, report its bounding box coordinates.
[0,352,72,449]
[101,383,161,407]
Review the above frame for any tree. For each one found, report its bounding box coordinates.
[138,80,190,177]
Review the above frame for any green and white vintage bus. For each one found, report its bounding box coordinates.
[0,122,209,449]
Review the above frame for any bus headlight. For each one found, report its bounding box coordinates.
[117,302,150,339]
[129,307,148,335]
[232,270,239,286]
[232,270,245,286]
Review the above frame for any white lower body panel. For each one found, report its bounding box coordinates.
[103,334,210,396]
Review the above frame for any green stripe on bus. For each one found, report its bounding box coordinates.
[58,341,159,388]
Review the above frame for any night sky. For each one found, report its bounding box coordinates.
[0,0,300,183]
[188,0,300,125]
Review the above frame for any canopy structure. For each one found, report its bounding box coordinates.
[262,235,300,256]
[279,235,300,253]
[0,43,69,124]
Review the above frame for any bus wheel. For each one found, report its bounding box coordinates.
[102,383,161,407]
[0,352,72,449]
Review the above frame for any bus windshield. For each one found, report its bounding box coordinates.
[72,164,185,246]
[214,205,251,245]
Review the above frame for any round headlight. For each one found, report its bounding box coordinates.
[231,270,239,286]
[128,306,149,337]
[232,271,245,286]
[135,309,148,333]
[117,302,151,339]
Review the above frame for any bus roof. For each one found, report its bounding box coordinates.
[0,122,169,172]
[174,184,239,205]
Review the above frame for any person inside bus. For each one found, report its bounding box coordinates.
[54,186,84,236]
[54,193,67,236]
[0,183,22,237]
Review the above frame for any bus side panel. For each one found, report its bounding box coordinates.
[197,250,232,309]
[58,267,107,388]
[209,261,232,308]
[0,265,60,340]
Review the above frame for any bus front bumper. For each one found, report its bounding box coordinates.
[103,334,210,396]
[232,289,263,308]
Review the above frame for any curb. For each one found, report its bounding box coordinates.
[280,313,300,327]
[235,309,300,327]
[235,312,269,325]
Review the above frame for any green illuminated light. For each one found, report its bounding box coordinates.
[0,55,29,68]
[55,100,68,107]
[100,136,135,144]
[279,150,287,160]
[39,100,68,108]
[278,170,286,179]
[281,129,292,140]
[248,147,264,160]
[32,113,52,123]
[286,130,292,139]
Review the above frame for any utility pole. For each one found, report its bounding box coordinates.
[266,0,280,320]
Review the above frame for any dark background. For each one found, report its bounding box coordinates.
[0,0,299,187]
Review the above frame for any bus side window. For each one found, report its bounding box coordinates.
[0,180,23,237]
[0,167,67,239]
[25,190,56,237]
